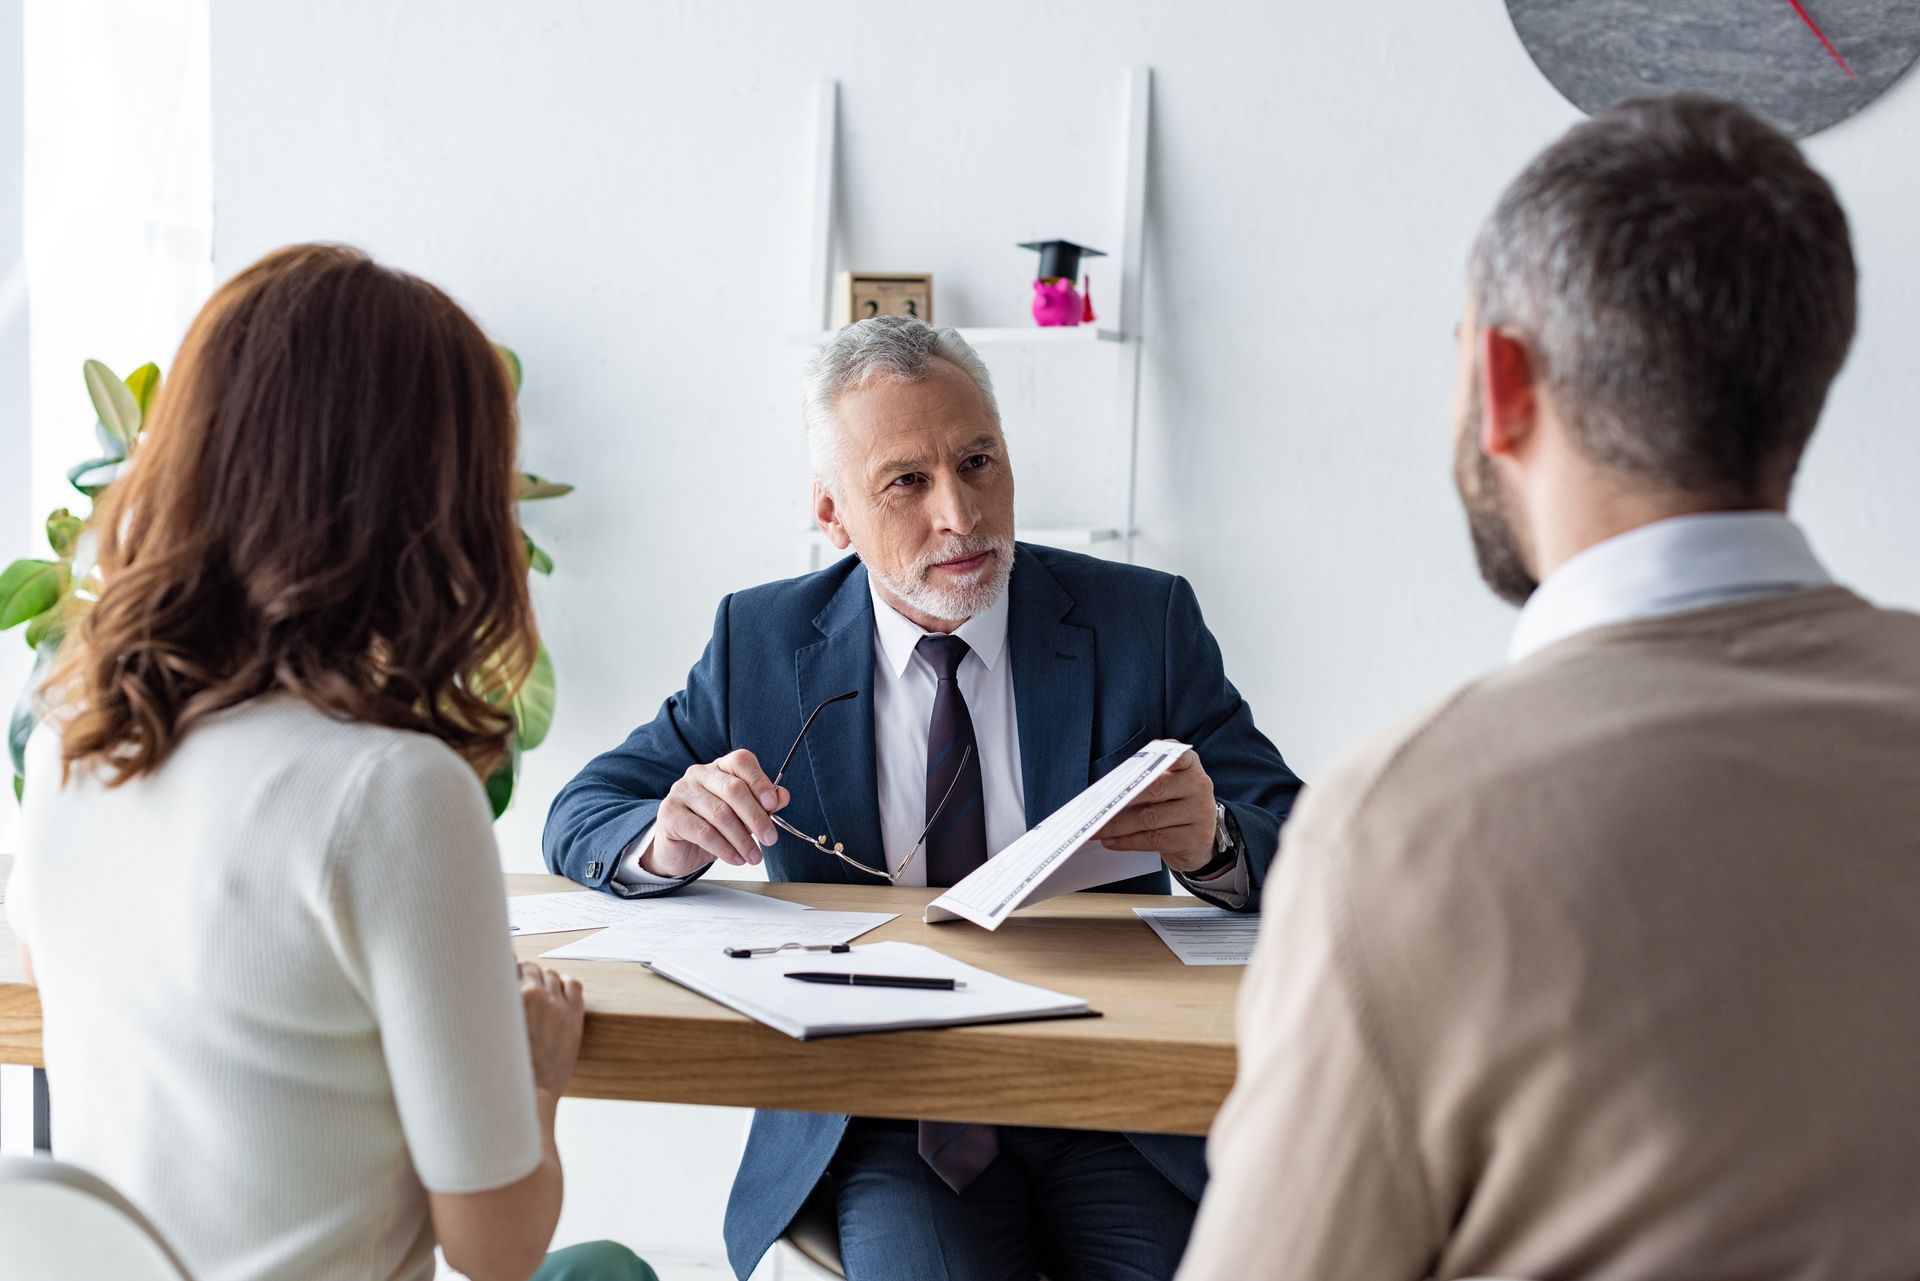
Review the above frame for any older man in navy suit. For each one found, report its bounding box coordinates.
[545,316,1303,1281]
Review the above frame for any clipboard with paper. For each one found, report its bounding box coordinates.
[640,941,1095,1040]
[925,739,1191,930]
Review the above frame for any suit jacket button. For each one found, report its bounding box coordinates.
[586,860,604,879]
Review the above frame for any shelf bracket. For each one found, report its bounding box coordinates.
[1117,67,1153,562]
[1116,66,1151,343]
[804,79,840,333]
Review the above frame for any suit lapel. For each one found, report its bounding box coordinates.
[1009,546,1095,826]
[795,566,886,880]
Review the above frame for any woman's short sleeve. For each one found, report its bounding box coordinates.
[325,737,542,1194]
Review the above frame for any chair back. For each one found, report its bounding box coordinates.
[0,1156,195,1281]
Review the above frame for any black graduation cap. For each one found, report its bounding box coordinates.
[1019,239,1107,282]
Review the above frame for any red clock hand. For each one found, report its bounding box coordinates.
[1788,0,1858,81]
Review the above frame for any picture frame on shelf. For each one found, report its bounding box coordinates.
[834,271,934,327]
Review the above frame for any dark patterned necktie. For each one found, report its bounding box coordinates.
[912,633,999,1192]
[916,635,988,888]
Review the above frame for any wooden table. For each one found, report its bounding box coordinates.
[0,849,31,1047]
[0,849,51,1151]
[0,870,1244,1137]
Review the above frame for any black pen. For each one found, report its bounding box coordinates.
[785,972,965,991]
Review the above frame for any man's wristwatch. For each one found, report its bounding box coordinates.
[1187,801,1240,879]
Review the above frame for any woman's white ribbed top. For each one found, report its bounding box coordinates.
[7,695,541,1281]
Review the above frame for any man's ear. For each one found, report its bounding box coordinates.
[1479,327,1540,462]
[813,480,852,551]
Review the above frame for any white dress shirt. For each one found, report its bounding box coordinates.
[1509,511,1834,663]
[867,579,1026,883]
[619,576,1247,898]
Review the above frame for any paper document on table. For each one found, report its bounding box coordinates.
[925,739,1189,930]
[539,908,896,964]
[1134,906,1260,965]
[509,892,646,935]
[508,881,812,935]
[643,940,1092,1039]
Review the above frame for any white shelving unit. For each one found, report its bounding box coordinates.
[793,68,1153,573]
[792,326,1126,347]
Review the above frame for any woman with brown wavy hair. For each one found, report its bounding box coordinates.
[6,244,651,1281]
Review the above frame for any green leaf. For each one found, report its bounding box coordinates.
[495,344,523,396]
[484,738,522,820]
[45,509,83,559]
[23,608,64,651]
[0,560,67,630]
[85,359,141,453]
[484,766,513,818]
[92,421,127,461]
[124,362,161,418]
[5,719,25,787]
[511,643,557,752]
[9,639,62,783]
[68,455,127,498]
[523,532,554,576]
[517,472,575,502]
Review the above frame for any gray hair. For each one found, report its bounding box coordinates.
[802,315,1001,495]
[1468,94,1855,504]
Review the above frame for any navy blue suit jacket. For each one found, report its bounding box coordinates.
[544,544,1303,1278]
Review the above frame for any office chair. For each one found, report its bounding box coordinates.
[0,1155,195,1281]
[776,1174,847,1278]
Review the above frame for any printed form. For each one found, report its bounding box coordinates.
[925,739,1190,930]
[1134,905,1260,965]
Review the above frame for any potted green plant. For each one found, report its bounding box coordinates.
[2,349,569,817]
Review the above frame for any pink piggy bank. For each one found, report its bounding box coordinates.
[1031,278,1088,327]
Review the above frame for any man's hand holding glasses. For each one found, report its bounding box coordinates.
[639,748,793,877]
[637,690,968,884]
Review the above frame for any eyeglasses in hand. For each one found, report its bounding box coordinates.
[765,689,973,885]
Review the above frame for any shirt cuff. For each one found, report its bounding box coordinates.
[1177,845,1250,909]
[610,824,684,887]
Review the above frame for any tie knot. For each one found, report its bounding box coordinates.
[915,634,971,680]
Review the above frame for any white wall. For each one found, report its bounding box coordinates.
[205,0,1920,1271]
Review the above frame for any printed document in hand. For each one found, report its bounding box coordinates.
[1134,905,1260,965]
[508,881,814,935]
[925,739,1190,930]
[642,940,1092,1039]
[540,907,896,964]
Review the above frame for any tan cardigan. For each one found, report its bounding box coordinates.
[1179,589,1920,1281]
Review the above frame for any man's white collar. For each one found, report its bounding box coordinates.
[1508,511,1833,662]
[868,572,1012,677]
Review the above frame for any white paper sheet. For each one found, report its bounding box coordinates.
[1133,905,1260,965]
[924,740,1188,930]
[538,908,897,964]
[642,940,1090,1039]
[508,881,813,935]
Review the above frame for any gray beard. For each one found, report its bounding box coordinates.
[860,532,1014,623]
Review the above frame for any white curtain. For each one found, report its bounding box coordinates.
[22,0,211,524]
[0,1,210,1062]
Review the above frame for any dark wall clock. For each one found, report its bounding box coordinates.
[1507,0,1920,137]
